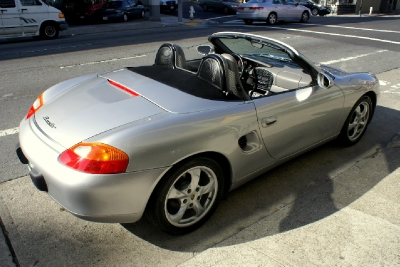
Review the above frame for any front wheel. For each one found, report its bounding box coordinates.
[40,22,59,40]
[267,13,277,25]
[140,9,145,18]
[300,11,309,22]
[202,4,208,11]
[338,95,373,146]
[146,157,224,235]
[122,13,128,22]
[223,6,229,14]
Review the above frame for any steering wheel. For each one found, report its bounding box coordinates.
[231,53,244,78]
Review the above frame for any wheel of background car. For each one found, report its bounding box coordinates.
[311,8,318,16]
[300,11,309,23]
[231,53,244,78]
[339,95,373,146]
[40,22,59,40]
[267,13,277,25]
[123,13,128,22]
[243,19,253,25]
[223,6,229,14]
[140,9,145,18]
[146,157,224,235]
[202,4,208,11]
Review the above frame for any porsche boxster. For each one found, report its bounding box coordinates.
[16,32,379,235]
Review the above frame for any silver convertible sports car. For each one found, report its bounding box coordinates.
[16,32,379,235]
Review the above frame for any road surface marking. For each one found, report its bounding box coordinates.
[299,23,400,34]
[60,55,146,69]
[0,127,19,137]
[220,23,400,45]
[320,50,387,64]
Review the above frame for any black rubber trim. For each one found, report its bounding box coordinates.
[29,168,48,192]
[15,143,29,164]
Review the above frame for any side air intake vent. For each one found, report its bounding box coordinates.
[238,135,247,150]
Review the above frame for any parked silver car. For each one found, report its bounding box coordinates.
[237,0,310,25]
[16,32,378,235]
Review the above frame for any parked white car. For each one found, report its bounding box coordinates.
[237,0,310,25]
[0,0,68,39]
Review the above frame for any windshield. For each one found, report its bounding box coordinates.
[247,0,267,3]
[217,37,292,63]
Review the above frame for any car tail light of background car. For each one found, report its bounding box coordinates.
[59,142,129,174]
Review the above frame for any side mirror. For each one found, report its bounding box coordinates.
[197,45,214,55]
[317,72,334,89]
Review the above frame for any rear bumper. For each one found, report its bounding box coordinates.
[17,117,168,223]
[236,12,267,20]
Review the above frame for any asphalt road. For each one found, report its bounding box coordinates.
[0,15,400,266]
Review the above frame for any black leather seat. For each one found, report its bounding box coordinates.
[154,43,187,70]
[196,53,250,101]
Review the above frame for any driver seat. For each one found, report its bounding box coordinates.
[154,43,187,70]
[196,53,250,100]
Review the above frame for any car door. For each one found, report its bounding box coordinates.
[129,0,140,16]
[0,0,22,36]
[253,82,344,160]
[271,0,287,19]
[284,0,300,19]
[19,0,46,35]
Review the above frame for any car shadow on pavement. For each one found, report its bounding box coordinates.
[122,105,400,252]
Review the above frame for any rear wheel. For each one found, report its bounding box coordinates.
[311,8,318,16]
[339,95,373,146]
[202,4,208,11]
[40,22,59,40]
[223,6,229,14]
[140,9,145,18]
[146,157,224,235]
[243,19,253,25]
[300,11,309,22]
[267,13,277,25]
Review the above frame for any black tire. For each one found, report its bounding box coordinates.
[300,11,309,22]
[122,13,128,22]
[338,95,373,146]
[40,22,59,40]
[266,13,277,25]
[223,6,229,14]
[243,19,253,25]
[202,4,208,11]
[146,157,224,235]
[311,8,318,16]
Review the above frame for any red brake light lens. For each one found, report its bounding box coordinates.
[26,94,44,119]
[237,7,244,10]
[59,142,129,174]
[249,7,263,10]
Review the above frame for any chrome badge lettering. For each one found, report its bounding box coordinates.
[43,116,57,129]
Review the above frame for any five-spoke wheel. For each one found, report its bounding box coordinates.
[146,157,224,235]
[339,95,373,146]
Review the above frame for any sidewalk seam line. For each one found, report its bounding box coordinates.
[0,215,20,267]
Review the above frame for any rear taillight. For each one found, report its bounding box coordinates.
[26,93,44,119]
[237,7,244,10]
[249,7,263,10]
[59,142,129,174]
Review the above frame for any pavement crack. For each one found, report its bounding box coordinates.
[0,216,20,267]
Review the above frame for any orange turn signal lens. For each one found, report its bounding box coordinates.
[26,93,44,119]
[58,13,65,18]
[59,142,129,174]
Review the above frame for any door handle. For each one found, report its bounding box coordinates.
[21,8,27,11]
[261,116,277,128]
